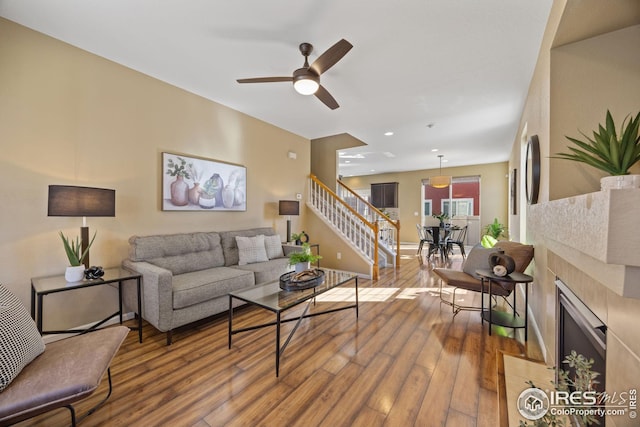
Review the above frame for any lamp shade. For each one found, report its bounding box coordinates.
[429,176,451,189]
[278,200,299,216]
[429,154,451,189]
[48,185,116,217]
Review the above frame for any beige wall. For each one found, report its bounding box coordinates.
[0,18,311,329]
[341,162,509,243]
[511,2,640,423]
[550,24,640,200]
[311,133,365,189]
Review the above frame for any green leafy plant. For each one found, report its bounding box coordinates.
[552,110,640,175]
[59,231,96,266]
[520,351,600,427]
[432,213,449,223]
[484,218,506,239]
[288,243,322,266]
[481,218,506,248]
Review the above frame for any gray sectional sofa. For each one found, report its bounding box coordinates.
[122,227,295,344]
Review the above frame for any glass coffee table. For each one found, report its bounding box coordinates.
[228,268,358,376]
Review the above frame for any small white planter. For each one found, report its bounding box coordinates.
[294,262,311,273]
[65,265,85,282]
[601,174,640,190]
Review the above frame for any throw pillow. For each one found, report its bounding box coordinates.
[0,283,45,392]
[236,235,269,265]
[264,234,284,259]
[462,246,500,279]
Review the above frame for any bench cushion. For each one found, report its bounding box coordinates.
[172,267,255,310]
[0,326,128,425]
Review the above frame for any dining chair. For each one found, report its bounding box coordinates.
[416,224,433,256]
[445,225,468,258]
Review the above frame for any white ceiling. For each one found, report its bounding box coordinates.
[0,0,553,177]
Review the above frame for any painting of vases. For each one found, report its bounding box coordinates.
[162,152,247,211]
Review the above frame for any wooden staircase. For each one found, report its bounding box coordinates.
[308,174,400,280]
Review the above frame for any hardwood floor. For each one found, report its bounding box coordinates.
[17,247,542,427]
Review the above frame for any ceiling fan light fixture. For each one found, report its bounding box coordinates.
[293,69,319,95]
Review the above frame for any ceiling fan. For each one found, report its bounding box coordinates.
[236,39,353,110]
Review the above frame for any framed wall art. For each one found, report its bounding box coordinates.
[162,152,246,211]
[510,168,517,215]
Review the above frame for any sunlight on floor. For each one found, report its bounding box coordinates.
[315,287,400,302]
[396,288,435,299]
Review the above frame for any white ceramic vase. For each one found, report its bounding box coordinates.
[294,262,311,273]
[65,265,85,282]
[600,174,640,190]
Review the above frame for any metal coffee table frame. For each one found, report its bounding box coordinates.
[228,268,358,376]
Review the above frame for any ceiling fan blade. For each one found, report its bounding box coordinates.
[237,77,292,84]
[310,39,353,75]
[315,85,339,110]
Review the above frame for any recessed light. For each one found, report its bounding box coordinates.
[345,160,351,163]
[370,169,376,172]
[431,148,439,152]
[384,131,394,136]
[383,152,396,158]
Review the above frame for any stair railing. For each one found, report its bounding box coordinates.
[337,179,400,267]
[309,174,380,280]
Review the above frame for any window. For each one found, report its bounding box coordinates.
[421,176,480,224]
[442,198,474,216]
[423,200,432,217]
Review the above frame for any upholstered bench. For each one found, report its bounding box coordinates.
[0,284,128,426]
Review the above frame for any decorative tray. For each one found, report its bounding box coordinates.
[279,269,325,291]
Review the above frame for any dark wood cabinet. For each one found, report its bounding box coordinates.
[371,182,398,208]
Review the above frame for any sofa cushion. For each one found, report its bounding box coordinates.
[462,246,501,279]
[219,228,277,267]
[171,267,255,310]
[128,232,225,274]
[264,235,284,259]
[0,284,45,392]
[231,258,291,285]
[236,235,269,265]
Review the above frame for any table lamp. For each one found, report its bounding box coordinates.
[278,200,299,243]
[48,185,116,269]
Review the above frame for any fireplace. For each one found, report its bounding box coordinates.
[556,279,607,424]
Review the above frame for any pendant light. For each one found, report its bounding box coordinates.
[430,155,451,188]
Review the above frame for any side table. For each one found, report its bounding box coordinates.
[476,268,533,341]
[31,267,143,343]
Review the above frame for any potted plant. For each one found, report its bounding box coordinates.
[432,213,449,227]
[552,110,640,190]
[290,231,309,245]
[288,243,322,272]
[59,231,96,281]
[481,218,506,248]
[520,351,601,426]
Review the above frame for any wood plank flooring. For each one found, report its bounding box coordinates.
[16,247,543,427]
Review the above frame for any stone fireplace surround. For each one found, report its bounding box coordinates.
[530,189,640,427]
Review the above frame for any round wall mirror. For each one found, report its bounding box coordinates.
[525,135,540,205]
